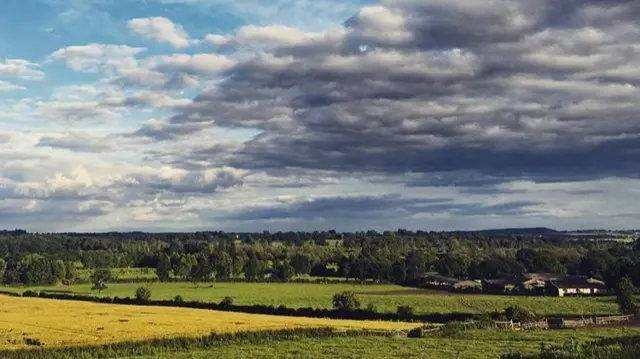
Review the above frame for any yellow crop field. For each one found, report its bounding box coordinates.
[0,296,417,350]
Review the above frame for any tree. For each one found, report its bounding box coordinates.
[436,252,470,278]
[391,260,407,283]
[213,251,233,280]
[155,253,172,282]
[244,258,265,281]
[220,296,234,308]
[190,254,213,282]
[0,258,6,283]
[175,254,196,279]
[64,261,77,283]
[397,305,414,320]
[332,291,361,311]
[290,254,311,276]
[51,260,66,282]
[135,286,152,302]
[274,261,295,281]
[91,268,112,294]
[616,277,638,316]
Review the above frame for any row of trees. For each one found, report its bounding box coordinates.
[1,230,639,288]
[0,254,76,285]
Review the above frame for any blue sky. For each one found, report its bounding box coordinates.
[2,0,640,232]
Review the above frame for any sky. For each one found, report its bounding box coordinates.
[2,0,640,233]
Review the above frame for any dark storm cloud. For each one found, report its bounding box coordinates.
[157,0,640,184]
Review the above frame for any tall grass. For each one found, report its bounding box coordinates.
[0,328,392,359]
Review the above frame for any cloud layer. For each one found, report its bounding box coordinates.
[3,0,640,231]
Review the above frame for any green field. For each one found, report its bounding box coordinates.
[121,326,640,359]
[1,282,621,316]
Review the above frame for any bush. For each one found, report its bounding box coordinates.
[407,327,424,338]
[220,296,234,307]
[505,305,537,323]
[332,291,361,311]
[22,290,39,297]
[135,287,152,302]
[173,295,184,303]
[397,306,415,320]
[23,337,42,346]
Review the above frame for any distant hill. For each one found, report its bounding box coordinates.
[469,227,562,237]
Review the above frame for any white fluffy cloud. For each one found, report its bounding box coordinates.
[0,80,25,92]
[0,59,44,80]
[48,43,146,72]
[128,17,194,48]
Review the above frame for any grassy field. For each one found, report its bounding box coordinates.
[0,295,416,350]
[1,282,621,316]
[121,326,640,359]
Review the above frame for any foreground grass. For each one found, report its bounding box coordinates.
[0,295,415,350]
[1,282,620,316]
[121,327,640,359]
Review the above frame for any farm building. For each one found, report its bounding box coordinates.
[481,278,523,293]
[422,274,481,290]
[522,273,564,291]
[547,276,608,297]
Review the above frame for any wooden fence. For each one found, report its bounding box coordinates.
[547,315,633,329]
[594,315,633,325]
[484,315,632,331]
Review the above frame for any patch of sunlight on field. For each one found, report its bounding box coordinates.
[0,296,417,350]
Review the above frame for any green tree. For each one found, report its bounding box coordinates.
[232,255,246,278]
[616,277,638,316]
[0,258,6,283]
[396,305,414,320]
[220,296,234,308]
[244,258,265,281]
[175,254,196,279]
[391,260,407,283]
[155,253,172,282]
[213,251,233,280]
[290,254,312,275]
[64,261,77,283]
[274,261,295,281]
[135,286,152,302]
[51,260,66,282]
[190,254,213,282]
[332,291,361,311]
[91,268,112,294]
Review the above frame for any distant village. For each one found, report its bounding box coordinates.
[422,273,609,297]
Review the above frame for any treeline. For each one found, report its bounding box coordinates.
[1,229,639,288]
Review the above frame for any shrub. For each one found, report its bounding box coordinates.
[135,287,152,302]
[23,337,42,346]
[397,306,414,320]
[22,290,39,297]
[220,296,234,307]
[365,303,378,313]
[407,327,424,338]
[173,295,184,303]
[332,291,361,311]
[505,305,537,323]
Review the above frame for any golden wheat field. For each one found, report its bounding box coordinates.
[0,296,417,350]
